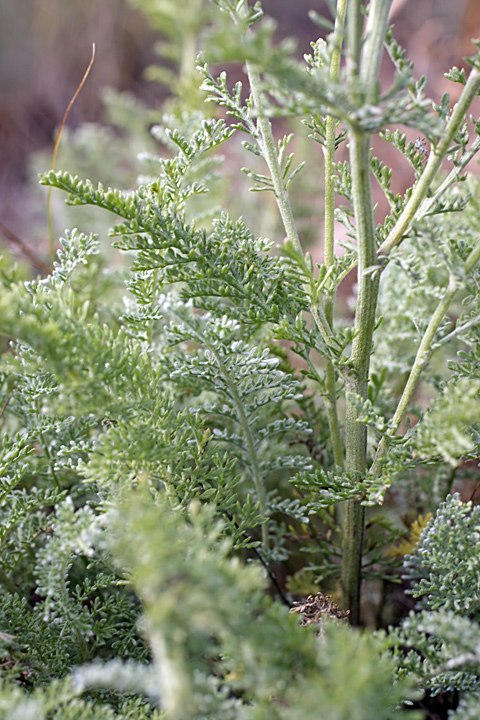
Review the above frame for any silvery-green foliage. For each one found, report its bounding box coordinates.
[292,464,387,509]
[0,676,161,720]
[0,585,146,687]
[1,229,284,539]
[35,497,98,622]
[0,197,315,711]
[0,483,414,720]
[194,0,480,515]
[202,0,449,141]
[358,372,480,515]
[373,172,480,387]
[40,121,319,556]
[448,693,480,720]
[404,493,480,614]
[37,0,480,595]
[390,609,480,696]
[388,495,480,713]
[409,379,480,466]
[0,433,64,579]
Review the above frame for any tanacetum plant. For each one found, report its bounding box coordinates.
[1,1,480,718]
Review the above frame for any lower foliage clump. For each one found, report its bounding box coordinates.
[387,495,480,716]
[0,229,478,719]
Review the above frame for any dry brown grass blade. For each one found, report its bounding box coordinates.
[47,43,96,266]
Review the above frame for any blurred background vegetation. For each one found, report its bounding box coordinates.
[0,0,478,271]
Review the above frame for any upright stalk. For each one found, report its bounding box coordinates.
[246,65,302,257]
[246,64,335,349]
[323,0,347,471]
[248,2,351,469]
[341,0,392,624]
[342,132,378,624]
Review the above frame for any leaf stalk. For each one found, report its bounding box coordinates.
[378,67,480,258]
[371,236,480,477]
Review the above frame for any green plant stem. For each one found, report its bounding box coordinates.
[323,0,347,471]
[370,275,457,477]
[378,66,480,258]
[321,134,480,290]
[246,64,302,258]
[346,0,362,83]
[245,64,336,344]
[417,135,480,222]
[309,298,334,347]
[360,0,393,100]
[341,0,392,624]
[433,312,480,349]
[323,0,348,272]
[246,62,346,465]
[370,237,480,476]
[342,132,379,624]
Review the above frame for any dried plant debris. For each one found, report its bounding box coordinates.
[290,593,349,633]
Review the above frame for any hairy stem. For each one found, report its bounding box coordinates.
[360,0,393,101]
[433,312,480,349]
[341,0,391,624]
[342,132,379,624]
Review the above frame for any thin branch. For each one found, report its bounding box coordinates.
[432,313,480,349]
[322,0,348,471]
[370,270,461,478]
[225,511,292,608]
[0,221,51,275]
[377,66,480,258]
